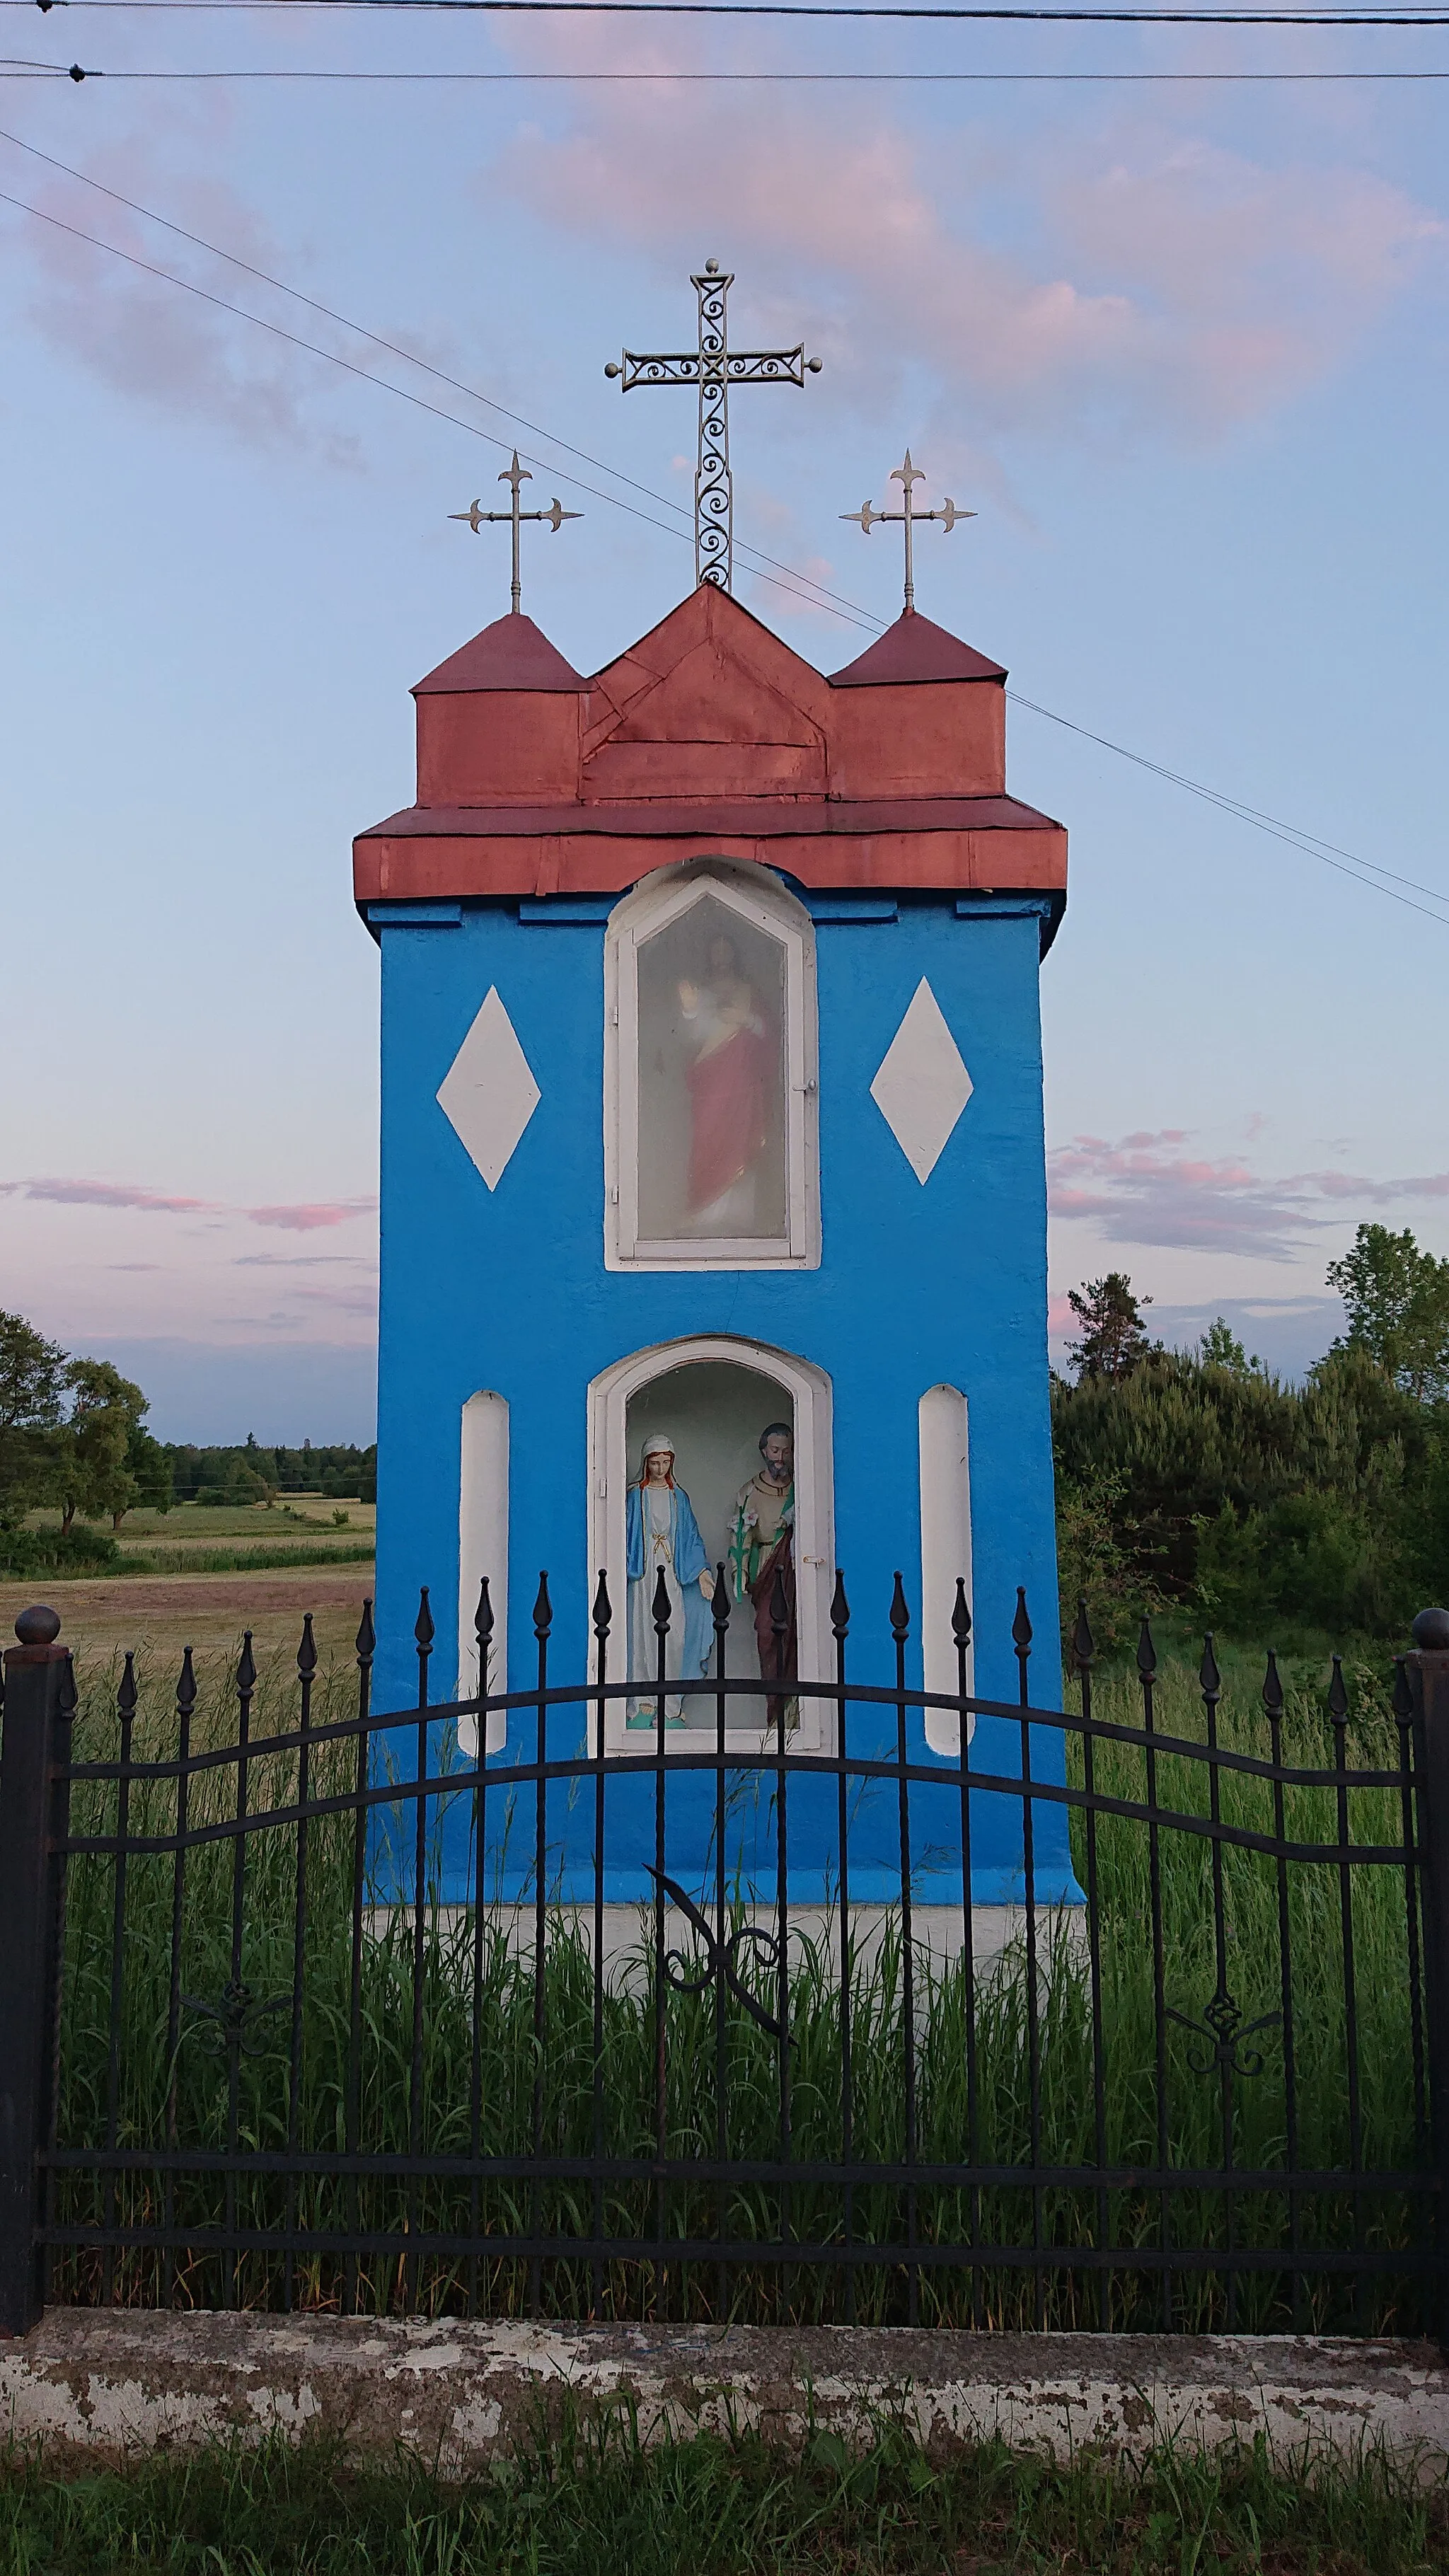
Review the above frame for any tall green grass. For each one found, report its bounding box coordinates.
[49,1639,1431,2333]
[3,2420,1444,2576]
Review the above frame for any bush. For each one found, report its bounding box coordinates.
[1054,1466,1162,1657]
[0,1525,121,1578]
[1051,1339,1449,1642]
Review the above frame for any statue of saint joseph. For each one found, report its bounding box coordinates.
[729,1422,797,1726]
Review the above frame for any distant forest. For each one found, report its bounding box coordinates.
[165,1438,377,1506]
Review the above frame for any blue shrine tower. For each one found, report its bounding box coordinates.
[354,576,1075,1914]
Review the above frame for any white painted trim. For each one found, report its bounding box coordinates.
[457,1390,508,1757]
[604,860,820,1271]
[918,1384,974,1755]
[586,1332,834,1752]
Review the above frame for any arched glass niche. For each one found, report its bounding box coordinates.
[604,862,820,1270]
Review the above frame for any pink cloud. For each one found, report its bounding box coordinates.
[1,1176,214,1215]
[1049,1130,1449,1262]
[1,125,365,459]
[245,1201,378,1233]
[491,83,1444,445]
[3,1177,377,1233]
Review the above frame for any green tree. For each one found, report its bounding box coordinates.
[1198,1316,1260,1375]
[57,1360,149,1533]
[124,1420,173,1523]
[0,1310,67,1523]
[1327,1223,1449,1401]
[1066,1273,1154,1382]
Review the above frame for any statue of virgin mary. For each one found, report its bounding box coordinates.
[625,1433,716,1726]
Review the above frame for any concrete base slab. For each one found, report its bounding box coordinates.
[366,1903,1087,1987]
[2,2312,1448,2473]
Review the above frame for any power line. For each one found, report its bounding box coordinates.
[0,122,882,628]
[0,147,1443,925]
[13,0,1449,18]
[15,52,1449,66]
[0,172,877,628]
[1005,698,1449,923]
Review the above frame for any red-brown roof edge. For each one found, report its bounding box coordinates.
[829,609,1006,688]
[413,611,586,695]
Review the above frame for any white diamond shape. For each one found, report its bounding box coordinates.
[870,979,973,1183]
[437,988,541,1191]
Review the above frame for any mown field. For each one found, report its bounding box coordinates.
[2,1497,377,1670]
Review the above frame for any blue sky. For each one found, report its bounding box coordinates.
[1,7,1446,1438]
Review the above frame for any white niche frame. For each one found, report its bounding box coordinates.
[587,1332,835,1755]
[604,860,821,1271]
[918,1383,975,1757]
[456,1388,509,1760]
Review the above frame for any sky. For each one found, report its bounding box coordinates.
[1,3,1447,1438]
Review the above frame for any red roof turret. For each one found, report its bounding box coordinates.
[357,584,1064,913]
[829,611,1005,688]
[414,611,586,696]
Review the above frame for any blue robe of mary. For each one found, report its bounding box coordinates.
[625,1479,714,1723]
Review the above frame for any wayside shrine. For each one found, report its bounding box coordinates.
[354,553,1074,1912]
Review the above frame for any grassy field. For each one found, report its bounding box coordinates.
[47,1629,1428,2337]
[1,1499,377,1674]
[18,1496,376,1578]
[1,2422,1443,2576]
[25,1498,376,1545]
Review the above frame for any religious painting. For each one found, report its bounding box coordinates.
[635,894,788,1246]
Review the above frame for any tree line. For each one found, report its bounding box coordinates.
[1054,1223,1449,1648]
[0,1309,375,1573]
[167,1436,376,1507]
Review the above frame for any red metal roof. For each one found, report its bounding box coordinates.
[413,612,586,695]
[359,794,1057,842]
[359,585,1064,908]
[829,610,1006,688]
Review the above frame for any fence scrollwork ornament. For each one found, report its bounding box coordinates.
[183,1979,289,2060]
[645,1866,786,2041]
[1168,1985,1281,2079]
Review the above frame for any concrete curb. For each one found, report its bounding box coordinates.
[2,2314,1448,2471]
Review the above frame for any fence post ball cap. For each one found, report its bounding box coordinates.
[1412,1607,1449,1651]
[13,1605,60,1647]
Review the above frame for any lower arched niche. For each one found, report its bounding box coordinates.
[587,1333,834,1752]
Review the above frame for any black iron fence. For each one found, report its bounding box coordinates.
[3,1581,1448,2341]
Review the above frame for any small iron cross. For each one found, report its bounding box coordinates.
[841,451,973,614]
[605,260,821,593]
[450,451,580,616]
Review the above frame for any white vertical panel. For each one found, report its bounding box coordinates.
[457,1390,508,1757]
[918,1384,974,1755]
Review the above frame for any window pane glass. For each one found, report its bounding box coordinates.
[636,896,788,1243]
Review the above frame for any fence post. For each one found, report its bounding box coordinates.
[0,1607,74,2335]
[1408,1604,1449,2351]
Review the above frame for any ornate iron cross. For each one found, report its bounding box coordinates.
[450,450,580,616]
[841,451,974,614]
[605,260,821,593]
